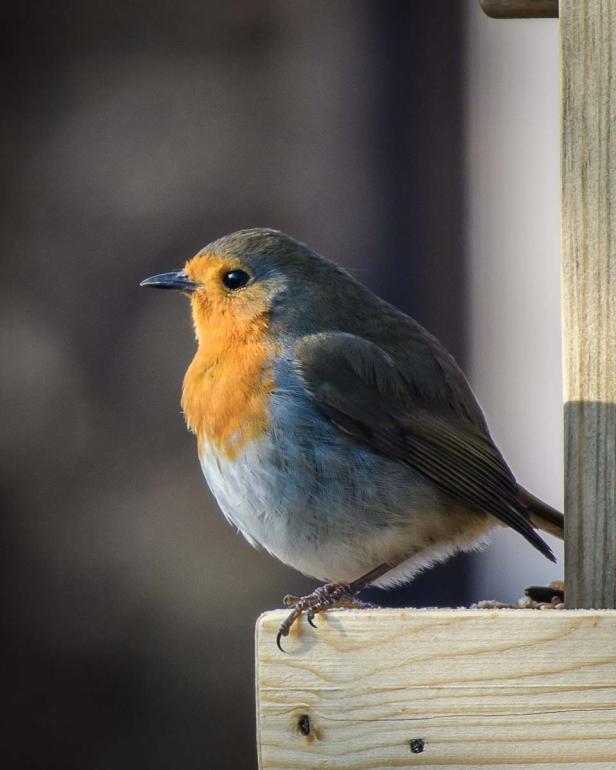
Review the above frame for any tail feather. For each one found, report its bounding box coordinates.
[518,485,564,540]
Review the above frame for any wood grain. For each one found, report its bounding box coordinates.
[479,0,558,18]
[561,1,616,608]
[256,608,616,769]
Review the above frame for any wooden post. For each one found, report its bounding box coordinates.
[561,1,616,609]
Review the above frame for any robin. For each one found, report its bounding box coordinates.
[141,228,564,650]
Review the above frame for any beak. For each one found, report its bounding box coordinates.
[139,271,198,292]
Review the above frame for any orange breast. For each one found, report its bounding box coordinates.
[181,323,275,461]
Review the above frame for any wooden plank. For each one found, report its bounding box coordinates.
[256,608,616,769]
[561,1,616,608]
[479,0,558,18]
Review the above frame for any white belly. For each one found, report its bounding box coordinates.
[197,431,493,585]
[199,436,284,552]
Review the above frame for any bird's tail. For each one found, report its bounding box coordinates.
[518,485,564,540]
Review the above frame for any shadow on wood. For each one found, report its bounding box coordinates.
[565,401,616,610]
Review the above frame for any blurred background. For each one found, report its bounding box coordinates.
[2,2,561,768]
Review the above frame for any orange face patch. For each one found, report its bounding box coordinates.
[180,253,278,459]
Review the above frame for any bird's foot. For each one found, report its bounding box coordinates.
[277,582,371,651]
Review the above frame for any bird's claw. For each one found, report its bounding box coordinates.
[282,594,300,608]
[276,581,358,651]
[276,630,286,653]
[276,605,302,652]
[306,611,318,629]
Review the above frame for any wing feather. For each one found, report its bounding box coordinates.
[295,332,554,561]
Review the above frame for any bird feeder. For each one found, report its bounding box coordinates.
[255,3,616,766]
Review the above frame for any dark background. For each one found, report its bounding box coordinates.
[2,2,471,768]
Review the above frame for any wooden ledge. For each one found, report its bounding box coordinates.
[256,608,616,768]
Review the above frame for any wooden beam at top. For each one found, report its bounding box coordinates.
[561,1,616,608]
[480,0,558,18]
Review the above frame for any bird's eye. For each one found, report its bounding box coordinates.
[222,270,250,291]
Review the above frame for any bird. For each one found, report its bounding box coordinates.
[141,228,564,650]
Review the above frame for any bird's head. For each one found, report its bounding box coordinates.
[140,228,365,345]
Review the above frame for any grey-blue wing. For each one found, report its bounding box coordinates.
[294,332,554,561]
